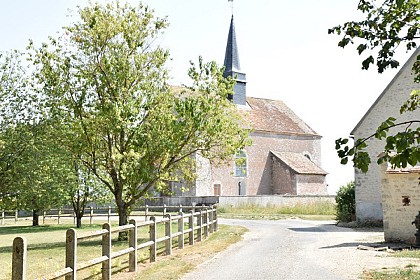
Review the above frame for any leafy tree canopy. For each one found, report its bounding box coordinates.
[28,1,250,227]
[329,0,419,172]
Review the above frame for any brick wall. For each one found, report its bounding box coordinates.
[297,174,328,195]
[210,131,322,196]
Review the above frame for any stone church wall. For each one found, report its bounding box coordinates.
[296,174,327,195]
[272,156,296,195]
[210,131,322,196]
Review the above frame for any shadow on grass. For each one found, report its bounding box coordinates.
[0,224,106,235]
[0,237,150,254]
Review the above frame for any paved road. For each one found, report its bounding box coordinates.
[181,218,394,280]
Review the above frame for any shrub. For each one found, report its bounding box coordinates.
[335,181,355,222]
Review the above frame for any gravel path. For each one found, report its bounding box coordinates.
[181,218,419,280]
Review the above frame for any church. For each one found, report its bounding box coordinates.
[173,15,328,197]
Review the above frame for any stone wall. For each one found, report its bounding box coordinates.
[272,155,296,195]
[352,48,420,223]
[146,195,335,208]
[381,165,420,243]
[218,195,335,208]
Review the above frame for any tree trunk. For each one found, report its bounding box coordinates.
[76,215,82,228]
[32,210,39,226]
[117,203,129,241]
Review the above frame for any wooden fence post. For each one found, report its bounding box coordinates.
[197,210,202,242]
[145,205,149,221]
[42,210,46,225]
[58,209,61,225]
[65,229,77,280]
[150,216,157,262]
[15,209,18,223]
[209,207,214,233]
[179,204,183,213]
[163,204,166,218]
[102,223,111,280]
[107,206,111,224]
[129,219,138,272]
[1,209,4,225]
[165,214,172,256]
[214,206,218,232]
[178,212,184,249]
[204,209,209,238]
[89,206,93,225]
[189,211,194,245]
[12,237,27,280]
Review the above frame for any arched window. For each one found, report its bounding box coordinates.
[234,150,247,177]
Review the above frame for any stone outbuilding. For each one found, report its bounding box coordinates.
[351,48,420,224]
[381,164,420,243]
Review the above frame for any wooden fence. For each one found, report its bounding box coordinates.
[1,209,19,224]
[1,204,211,225]
[12,207,218,280]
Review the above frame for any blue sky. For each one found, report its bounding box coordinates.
[0,1,412,193]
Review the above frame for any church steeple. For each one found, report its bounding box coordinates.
[223,15,247,106]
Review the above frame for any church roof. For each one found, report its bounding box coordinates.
[271,151,327,175]
[243,97,320,137]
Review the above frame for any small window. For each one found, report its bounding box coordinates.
[234,150,247,177]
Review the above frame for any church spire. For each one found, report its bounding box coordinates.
[223,11,247,105]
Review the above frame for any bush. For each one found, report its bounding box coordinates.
[335,181,355,222]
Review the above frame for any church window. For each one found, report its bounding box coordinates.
[234,150,247,177]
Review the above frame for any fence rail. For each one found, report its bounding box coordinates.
[12,207,218,280]
[1,204,212,225]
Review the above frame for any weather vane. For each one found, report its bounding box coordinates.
[228,0,234,15]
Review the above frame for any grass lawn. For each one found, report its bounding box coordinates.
[218,202,336,220]
[0,218,246,280]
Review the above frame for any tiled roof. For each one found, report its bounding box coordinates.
[243,97,319,136]
[271,151,327,175]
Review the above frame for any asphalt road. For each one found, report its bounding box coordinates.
[181,218,401,280]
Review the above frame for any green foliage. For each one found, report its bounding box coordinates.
[28,1,250,227]
[328,0,419,76]
[330,0,420,172]
[335,181,355,223]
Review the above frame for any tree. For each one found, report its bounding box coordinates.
[329,0,419,172]
[30,1,250,233]
[67,160,111,228]
[0,52,106,226]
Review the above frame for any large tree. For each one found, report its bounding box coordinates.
[329,0,419,172]
[30,1,249,230]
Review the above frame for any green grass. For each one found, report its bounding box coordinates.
[363,250,420,279]
[364,266,420,279]
[0,219,246,280]
[218,202,336,220]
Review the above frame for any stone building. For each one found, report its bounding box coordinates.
[174,15,328,197]
[351,48,420,224]
[381,164,420,243]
